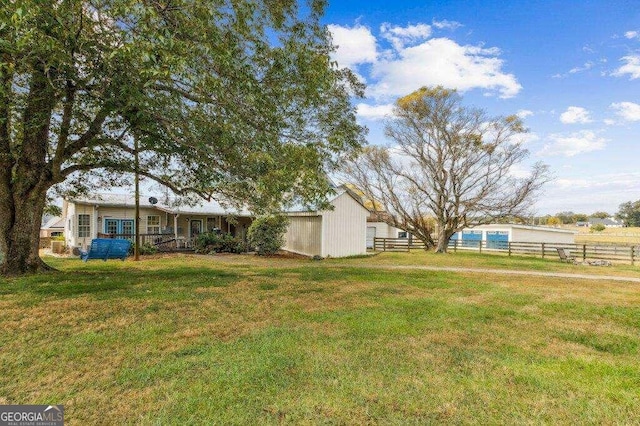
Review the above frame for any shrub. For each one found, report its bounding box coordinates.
[590,223,606,233]
[194,232,247,254]
[247,215,289,255]
[130,241,158,255]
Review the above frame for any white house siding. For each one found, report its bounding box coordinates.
[283,215,322,256]
[65,202,97,249]
[511,227,575,244]
[321,192,369,257]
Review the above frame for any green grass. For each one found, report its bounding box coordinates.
[1,254,639,424]
[336,249,640,276]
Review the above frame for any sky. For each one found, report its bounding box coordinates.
[323,0,640,216]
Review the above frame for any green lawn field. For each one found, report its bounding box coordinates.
[1,253,639,424]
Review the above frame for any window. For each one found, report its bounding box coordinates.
[147,215,160,234]
[398,231,408,238]
[78,214,91,238]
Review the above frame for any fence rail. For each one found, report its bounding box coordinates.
[373,237,639,265]
[98,233,194,251]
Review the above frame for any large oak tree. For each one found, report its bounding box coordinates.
[0,1,365,274]
[344,86,548,253]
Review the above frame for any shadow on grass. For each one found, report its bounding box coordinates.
[1,264,240,299]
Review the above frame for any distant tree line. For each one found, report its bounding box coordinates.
[531,201,640,227]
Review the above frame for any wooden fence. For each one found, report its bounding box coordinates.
[98,233,194,251]
[373,237,639,265]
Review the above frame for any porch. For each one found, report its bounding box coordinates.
[96,214,253,252]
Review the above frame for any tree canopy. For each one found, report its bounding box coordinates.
[0,0,365,274]
[343,86,549,252]
[616,200,640,227]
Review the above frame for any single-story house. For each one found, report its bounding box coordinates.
[587,217,624,228]
[61,187,369,258]
[40,215,65,238]
[62,194,253,251]
[450,224,576,248]
[282,188,369,258]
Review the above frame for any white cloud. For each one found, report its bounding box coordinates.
[380,23,432,50]
[369,36,521,99]
[612,54,640,79]
[432,19,463,30]
[328,24,377,68]
[569,61,594,74]
[539,130,607,157]
[610,101,640,121]
[516,109,534,118]
[624,30,639,40]
[538,171,640,214]
[603,118,616,125]
[356,103,394,121]
[559,106,592,124]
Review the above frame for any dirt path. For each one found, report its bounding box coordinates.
[361,265,640,283]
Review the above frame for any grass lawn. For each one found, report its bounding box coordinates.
[571,225,640,245]
[1,254,639,424]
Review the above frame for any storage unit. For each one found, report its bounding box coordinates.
[450,224,576,246]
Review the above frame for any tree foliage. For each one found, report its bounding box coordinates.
[343,86,549,252]
[247,215,289,255]
[616,200,640,227]
[546,216,561,226]
[0,0,365,274]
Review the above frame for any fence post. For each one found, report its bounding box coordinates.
[508,242,512,257]
[478,239,482,253]
[454,239,458,253]
[631,246,635,266]
[582,244,586,262]
[541,242,545,259]
[383,238,386,252]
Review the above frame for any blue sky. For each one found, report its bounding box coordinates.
[324,0,640,215]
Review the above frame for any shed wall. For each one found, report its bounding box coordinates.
[321,192,368,257]
[283,216,322,256]
[511,228,575,244]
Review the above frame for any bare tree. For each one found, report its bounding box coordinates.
[344,86,549,253]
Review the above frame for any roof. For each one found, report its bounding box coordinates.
[41,216,65,229]
[68,193,252,216]
[588,217,622,226]
[282,187,369,214]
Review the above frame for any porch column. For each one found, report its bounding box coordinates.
[93,205,99,238]
[174,214,179,241]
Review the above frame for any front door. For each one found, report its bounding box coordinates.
[190,220,203,238]
[104,219,135,235]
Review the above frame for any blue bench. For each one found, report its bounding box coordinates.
[80,238,131,262]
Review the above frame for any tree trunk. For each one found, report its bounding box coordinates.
[435,228,455,253]
[0,66,57,275]
[1,187,53,275]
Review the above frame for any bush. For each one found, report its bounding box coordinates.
[590,223,606,232]
[194,232,247,254]
[130,241,158,255]
[247,215,289,256]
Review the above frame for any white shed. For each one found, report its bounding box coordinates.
[283,190,369,258]
[366,221,404,249]
[451,224,576,247]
